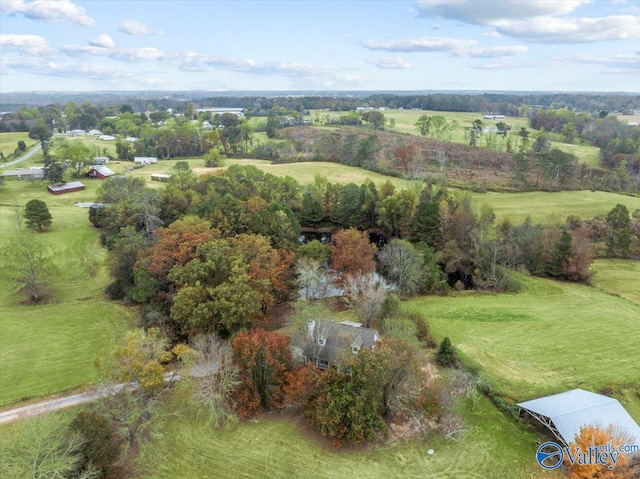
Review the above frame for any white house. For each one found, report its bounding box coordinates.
[99,135,116,141]
[134,156,158,165]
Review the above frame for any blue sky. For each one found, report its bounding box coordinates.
[1,0,638,92]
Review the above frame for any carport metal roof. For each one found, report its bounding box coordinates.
[517,389,640,446]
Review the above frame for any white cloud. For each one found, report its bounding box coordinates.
[0,33,51,55]
[471,62,528,70]
[111,47,166,62]
[89,34,115,49]
[556,53,640,69]
[118,19,163,36]
[482,31,501,38]
[493,15,640,43]
[414,0,639,43]
[62,43,167,63]
[454,45,528,58]
[366,56,412,69]
[361,36,476,52]
[1,56,170,87]
[415,0,589,24]
[0,0,95,26]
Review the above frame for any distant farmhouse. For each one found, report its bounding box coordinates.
[483,114,506,120]
[99,135,116,141]
[134,156,158,165]
[47,181,85,195]
[93,157,109,166]
[303,320,381,370]
[196,107,244,117]
[2,167,43,181]
[87,166,115,179]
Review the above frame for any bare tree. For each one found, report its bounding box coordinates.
[297,258,332,300]
[343,272,390,328]
[190,334,240,426]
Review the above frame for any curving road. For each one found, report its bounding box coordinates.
[0,143,42,169]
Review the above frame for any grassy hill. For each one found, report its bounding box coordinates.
[0,178,133,406]
[406,274,640,415]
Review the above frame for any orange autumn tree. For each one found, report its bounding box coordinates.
[330,228,377,288]
[565,423,635,479]
[232,329,294,416]
[228,233,296,315]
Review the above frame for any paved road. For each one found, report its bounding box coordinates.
[0,143,42,169]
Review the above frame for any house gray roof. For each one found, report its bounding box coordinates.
[303,320,380,368]
[2,168,43,178]
[518,389,640,446]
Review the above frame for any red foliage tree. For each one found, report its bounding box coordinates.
[330,228,376,288]
[232,329,294,416]
[145,216,217,279]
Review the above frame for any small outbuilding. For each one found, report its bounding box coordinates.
[518,389,640,446]
[47,181,85,195]
[134,156,158,165]
[87,166,115,179]
[151,173,171,182]
[303,320,381,370]
[2,168,44,180]
[93,156,109,165]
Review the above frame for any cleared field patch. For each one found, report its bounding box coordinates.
[590,259,640,306]
[0,132,37,159]
[0,180,133,406]
[406,275,640,409]
[469,190,640,225]
[549,141,601,168]
[137,396,558,479]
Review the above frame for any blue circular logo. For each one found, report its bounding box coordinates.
[536,441,564,470]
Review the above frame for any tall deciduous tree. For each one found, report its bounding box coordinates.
[24,198,52,232]
[330,228,377,288]
[232,329,294,416]
[606,204,631,258]
[377,239,426,295]
[95,328,195,445]
[2,233,57,303]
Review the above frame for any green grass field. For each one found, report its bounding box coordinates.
[469,190,640,225]
[136,396,557,479]
[590,259,640,306]
[0,179,133,406]
[407,274,640,411]
[0,132,37,159]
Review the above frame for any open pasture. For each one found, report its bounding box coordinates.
[0,132,36,159]
[407,275,640,409]
[136,396,558,479]
[590,259,640,306]
[0,179,133,406]
[469,189,640,225]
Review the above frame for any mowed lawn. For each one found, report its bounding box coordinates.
[590,259,640,306]
[406,275,640,412]
[0,180,133,406]
[469,190,640,225]
[0,132,37,159]
[137,396,559,479]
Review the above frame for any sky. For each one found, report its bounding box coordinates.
[0,0,639,93]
